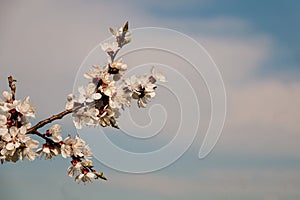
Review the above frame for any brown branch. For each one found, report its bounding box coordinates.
[26,105,82,134]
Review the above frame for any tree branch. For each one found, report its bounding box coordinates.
[26,105,82,134]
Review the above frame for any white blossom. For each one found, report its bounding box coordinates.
[16,97,35,118]
[0,22,165,184]
[78,83,102,103]
[72,107,100,129]
[124,75,139,92]
[110,59,127,71]
[67,161,82,177]
[150,67,167,83]
[110,85,131,109]
[75,172,96,184]
[100,41,119,53]
[1,100,19,112]
[1,125,30,157]
[0,114,7,126]
[36,144,60,159]
[0,96,35,119]
[99,81,116,97]
[84,65,104,81]
[123,74,157,108]
[49,124,62,143]
[19,138,39,161]
[65,94,75,110]
[72,109,85,129]
[0,114,8,136]
[98,105,118,127]
[2,91,12,102]
[61,135,92,158]
[0,127,8,137]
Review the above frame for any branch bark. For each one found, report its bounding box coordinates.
[26,105,82,134]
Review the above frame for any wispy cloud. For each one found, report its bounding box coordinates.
[0,1,299,200]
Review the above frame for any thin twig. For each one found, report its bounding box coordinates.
[8,76,17,100]
[30,130,60,147]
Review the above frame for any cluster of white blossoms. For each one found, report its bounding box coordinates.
[0,88,105,183]
[0,90,39,162]
[0,22,165,184]
[67,22,166,130]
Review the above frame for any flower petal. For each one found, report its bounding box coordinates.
[0,114,7,126]
[6,142,15,150]
[2,133,11,142]
[0,127,8,136]
[87,172,96,179]
[9,126,18,137]
[92,93,102,100]
[2,91,11,100]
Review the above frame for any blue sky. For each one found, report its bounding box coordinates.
[145,0,300,75]
[0,0,300,199]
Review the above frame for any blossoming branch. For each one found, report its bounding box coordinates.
[0,22,166,184]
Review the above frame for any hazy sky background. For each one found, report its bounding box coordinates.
[0,0,300,200]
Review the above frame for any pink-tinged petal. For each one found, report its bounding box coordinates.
[19,126,27,135]
[6,142,15,150]
[0,114,7,126]
[0,127,8,136]
[27,139,39,149]
[2,133,11,142]
[2,91,11,100]
[9,127,18,137]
